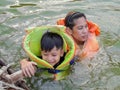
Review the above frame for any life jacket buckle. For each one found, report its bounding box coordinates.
[48,69,61,74]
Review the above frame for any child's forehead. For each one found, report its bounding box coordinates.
[42,47,63,52]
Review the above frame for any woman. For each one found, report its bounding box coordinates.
[57,11,100,60]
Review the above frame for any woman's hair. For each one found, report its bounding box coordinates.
[41,31,63,51]
[65,11,86,29]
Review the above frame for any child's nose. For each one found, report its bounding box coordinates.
[47,56,54,62]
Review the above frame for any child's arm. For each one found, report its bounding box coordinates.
[20,58,37,77]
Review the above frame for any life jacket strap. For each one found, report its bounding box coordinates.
[48,69,63,74]
[37,68,64,74]
[70,56,80,65]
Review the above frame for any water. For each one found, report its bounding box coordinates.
[0,0,120,90]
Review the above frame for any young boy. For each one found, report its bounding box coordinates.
[40,31,64,68]
[20,30,75,80]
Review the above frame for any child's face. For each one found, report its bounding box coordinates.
[41,47,64,66]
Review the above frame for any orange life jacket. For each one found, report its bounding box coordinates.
[57,18,100,59]
[76,33,99,59]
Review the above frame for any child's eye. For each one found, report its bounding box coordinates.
[52,55,57,56]
[43,54,48,56]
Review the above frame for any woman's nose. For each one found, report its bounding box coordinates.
[82,27,88,34]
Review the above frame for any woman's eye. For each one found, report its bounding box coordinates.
[78,27,83,30]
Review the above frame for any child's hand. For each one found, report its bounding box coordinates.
[20,59,37,77]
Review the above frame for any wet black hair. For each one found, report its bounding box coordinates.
[65,11,86,30]
[41,31,63,52]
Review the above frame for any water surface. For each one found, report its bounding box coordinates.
[0,0,120,90]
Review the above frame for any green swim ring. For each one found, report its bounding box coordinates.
[22,25,75,70]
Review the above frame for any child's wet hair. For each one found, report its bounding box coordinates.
[41,31,63,52]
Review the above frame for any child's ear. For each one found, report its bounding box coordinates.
[60,49,64,57]
[66,27,72,35]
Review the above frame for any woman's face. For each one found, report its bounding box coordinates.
[71,17,89,43]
